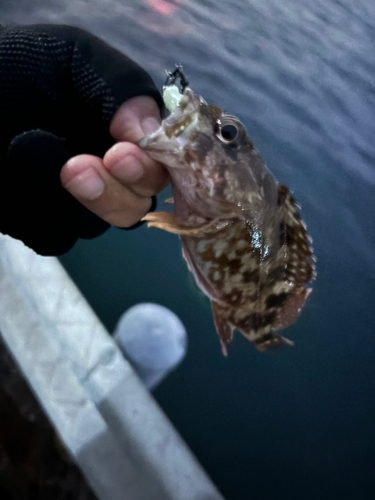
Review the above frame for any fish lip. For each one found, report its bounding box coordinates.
[138,126,179,151]
[138,127,182,166]
[138,107,197,152]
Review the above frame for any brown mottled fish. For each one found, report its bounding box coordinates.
[139,68,316,355]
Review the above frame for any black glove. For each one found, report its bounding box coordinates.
[0,24,162,255]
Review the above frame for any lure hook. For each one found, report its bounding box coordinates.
[164,64,189,93]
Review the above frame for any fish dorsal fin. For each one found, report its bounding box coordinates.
[277,184,316,288]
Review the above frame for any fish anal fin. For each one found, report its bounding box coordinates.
[211,302,233,357]
[254,333,294,352]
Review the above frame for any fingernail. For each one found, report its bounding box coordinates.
[111,155,144,183]
[141,117,160,135]
[64,168,104,200]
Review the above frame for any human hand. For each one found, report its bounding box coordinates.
[0,24,166,255]
[61,96,169,228]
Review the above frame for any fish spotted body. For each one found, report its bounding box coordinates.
[139,78,315,355]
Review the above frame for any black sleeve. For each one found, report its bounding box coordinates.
[0,24,162,255]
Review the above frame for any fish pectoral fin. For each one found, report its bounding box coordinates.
[211,301,234,357]
[142,212,214,235]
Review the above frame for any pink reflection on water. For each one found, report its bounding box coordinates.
[145,0,183,16]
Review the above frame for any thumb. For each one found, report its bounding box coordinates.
[110,96,162,143]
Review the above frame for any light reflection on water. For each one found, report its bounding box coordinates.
[2,1,375,499]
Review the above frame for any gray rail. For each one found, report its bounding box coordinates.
[0,234,224,500]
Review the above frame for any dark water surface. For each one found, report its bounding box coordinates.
[2,1,375,499]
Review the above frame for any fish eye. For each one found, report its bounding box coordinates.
[220,124,238,142]
[215,116,246,147]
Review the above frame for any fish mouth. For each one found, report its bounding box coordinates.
[138,110,198,164]
[138,86,202,164]
[138,125,181,163]
[138,126,178,151]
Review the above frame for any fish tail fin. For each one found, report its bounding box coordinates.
[274,287,312,330]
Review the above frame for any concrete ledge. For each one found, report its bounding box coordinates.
[0,234,224,500]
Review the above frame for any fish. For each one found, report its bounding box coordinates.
[139,67,316,355]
